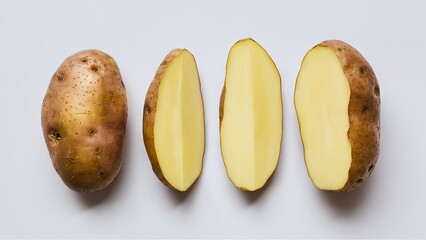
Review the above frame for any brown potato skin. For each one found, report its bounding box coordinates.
[143,48,187,191]
[300,40,380,192]
[42,49,127,193]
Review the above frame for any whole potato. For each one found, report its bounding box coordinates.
[41,49,127,193]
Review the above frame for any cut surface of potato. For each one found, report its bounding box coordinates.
[295,46,351,190]
[220,38,282,191]
[295,40,380,192]
[143,49,204,191]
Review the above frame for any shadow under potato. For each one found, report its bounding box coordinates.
[75,170,124,207]
[237,168,279,205]
[163,171,203,205]
[319,178,373,214]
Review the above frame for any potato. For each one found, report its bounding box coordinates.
[220,38,283,191]
[294,40,380,192]
[41,49,127,193]
[143,49,205,192]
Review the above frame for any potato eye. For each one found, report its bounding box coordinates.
[91,65,100,72]
[48,129,61,144]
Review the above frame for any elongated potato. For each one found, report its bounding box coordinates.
[220,38,283,191]
[294,40,380,192]
[143,49,205,192]
[42,49,127,193]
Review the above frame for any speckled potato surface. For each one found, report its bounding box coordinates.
[295,40,380,192]
[42,49,127,193]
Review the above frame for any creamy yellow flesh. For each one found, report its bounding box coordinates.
[221,39,282,191]
[154,50,204,191]
[295,46,351,190]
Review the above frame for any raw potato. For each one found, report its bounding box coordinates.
[143,49,205,192]
[220,38,283,191]
[42,49,127,193]
[294,40,380,192]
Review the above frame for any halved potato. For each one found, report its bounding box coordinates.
[294,40,380,192]
[143,49,205,192]
[220,38,283,191]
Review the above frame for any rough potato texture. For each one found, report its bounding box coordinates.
[318,40,381,192]
[142,48,184,191]
[42,49,127,193]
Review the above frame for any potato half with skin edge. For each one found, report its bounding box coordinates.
[42,49,127,193]
[143,48,205,192]
[294,40,380,192]
[220,38,283,191]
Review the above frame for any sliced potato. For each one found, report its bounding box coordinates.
[143,49,205,191]
[294,40,380,192]
[220,38,283,191]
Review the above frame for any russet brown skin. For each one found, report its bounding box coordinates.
[299,40,381,192]
[42,49,127,193]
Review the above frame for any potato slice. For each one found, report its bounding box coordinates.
[220,38,283,191]
[143,49,205,191]
[294,40,380,192]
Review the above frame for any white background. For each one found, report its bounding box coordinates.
[1,0,425,238]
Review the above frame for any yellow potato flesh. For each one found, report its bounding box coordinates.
[295,46,351,190]
[221,39,282,191]
[154,50,204,191]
